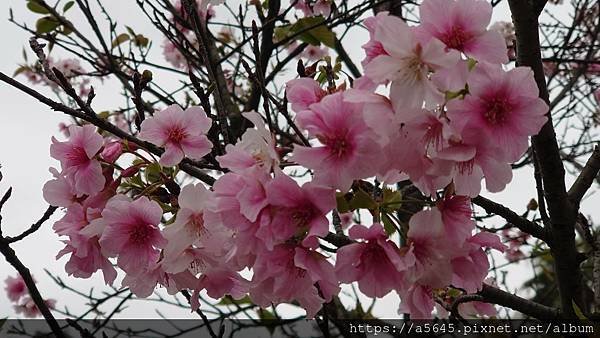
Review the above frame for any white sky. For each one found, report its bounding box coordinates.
[0,0,597,321]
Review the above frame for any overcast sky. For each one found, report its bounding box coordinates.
[0,0,597,321]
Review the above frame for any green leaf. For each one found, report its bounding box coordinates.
[572,301,588,320]
[218,295,252,306]
[290,17,335,47]
[349,189,378,211]
[27,1,49,14]
[382,188,402,209]
[144,162,162,183]
[36,16,60,33]
[125,25,136,37]
[335,192,350,213]
[63,1,75,12]
[61,23,74,35]
[111,33,130,48]
[277,17,336,48]
[381,212,397,235]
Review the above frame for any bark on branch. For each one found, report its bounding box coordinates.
[472,196,549,242]
[508,0,581,318]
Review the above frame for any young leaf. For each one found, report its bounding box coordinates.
[36,16,60,33]
[63,1,75,12]
[381,212,397,235]
[349,189,378,210]
[111,33,130,48]
[27,1,50,14]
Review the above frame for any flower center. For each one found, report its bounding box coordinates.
[360,243,386,265]
[319,133,352,159]
[129,223,153,245]
[291,208,314,228]
[422,119,444,150]
[189,212,208,238]
[441,26,472,51]
[66,146,90,166]
[484,97,511,125]
[167,126,188,143]
[457,159,475,175]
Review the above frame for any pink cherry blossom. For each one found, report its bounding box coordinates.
[57,238,117,285]
[451,232,506,293]
[210,172,269,260]
[162,38,187,69]
[14,297,56,318]
[398,284,435,319]
[361,12,389,67]
[436,194,475,243]
[250,244,326,318]
[217,112,279,174]
[419,0,509,64]
[406,208,454,287]
[43,167,76,207]
[50,124,105,196]
[98,195,166,276]
[198,268,249,300]
[139,105,213,166]
[439,128,513,196]
[335,223,415,298]
[364,14,459,109]
[259,174,335,249]
[162,183,234,273]
[291,92,382,191]
[294,247,339,302]
[447,63,548,162]
[285,78,327,113]
[5,274,28,302]
[101,140,123,163]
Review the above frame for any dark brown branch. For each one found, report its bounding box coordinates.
[472,196,549,243]
[478,284,560,320]
[508,0,580,318]
[0,71,215,186]
[5,206,57,243]
[568,146,600,208]
[0,238,65,338]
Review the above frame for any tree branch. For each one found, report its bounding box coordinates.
[568,145,600,208]
[472,196,549,243]
[0,71,215,186]
[508,0,580,317]
[5,205,57,243]
[0,238,65,338]
[478,284,560,320]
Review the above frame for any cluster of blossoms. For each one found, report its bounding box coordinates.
[5,274,56,318]
[162,0,220,69]
[18,57,91,97]
[293,0,335,18]
[42,0,550,319]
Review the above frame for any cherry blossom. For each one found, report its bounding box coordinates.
[5,274,28,302]
[335,223,415,298]
[260,173,335,249]
[291,92,382,191]
[97,195,166,276]
[419,0,509,64]
[364,14,459,109]
[50,124,105,196]
[447,63,548,162]
[217,112,279,174]
[139,105,213,166]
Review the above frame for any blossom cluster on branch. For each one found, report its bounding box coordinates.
[30,0,556,320]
